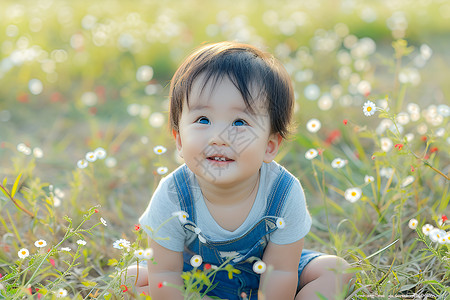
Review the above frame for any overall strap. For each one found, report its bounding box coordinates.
[264,165,295,217]
[173,164,196,222]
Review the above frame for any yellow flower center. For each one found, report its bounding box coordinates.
[312,124,316,127]
[367,107,372,111]
[351,192,356,196]
[22,251,26,254]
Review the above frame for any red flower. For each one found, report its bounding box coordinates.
[50,92,62,103]
[343,119,348,125]
[318,149,324,155]
[411,165,415,172]
[430,147,438,153]
[204,263,212,270]
[325,129,341,146]
[421,136,427,142]
[424,154,430,160]
[120,285,128,292]
[158,282,164,288]
[394,144,403,150]
[17,92,29,103]
[49,259,55,267]
[442,215,448,222]
[94,209,99,213]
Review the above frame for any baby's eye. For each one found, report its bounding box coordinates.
[232,119,248,126]
[196,117,210,124]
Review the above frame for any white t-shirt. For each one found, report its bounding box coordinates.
[139,161,312,252]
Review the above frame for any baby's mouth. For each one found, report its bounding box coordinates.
[207,155,234,162]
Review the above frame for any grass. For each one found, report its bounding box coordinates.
[0,0,449,299]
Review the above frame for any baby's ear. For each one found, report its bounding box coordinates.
[263,133,282,163]
[173,129,183,157]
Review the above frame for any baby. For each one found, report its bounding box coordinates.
[128,41,353,299]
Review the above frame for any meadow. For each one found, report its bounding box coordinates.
[0,0,449,299]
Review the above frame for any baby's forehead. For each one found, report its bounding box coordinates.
[186,74,268,114]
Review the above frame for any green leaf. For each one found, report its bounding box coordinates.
[2,177,7,187]
[11,173,22,198]
[81,281,97,287]
[316,292,328,300]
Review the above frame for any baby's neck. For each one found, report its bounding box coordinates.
[196,170,260,207]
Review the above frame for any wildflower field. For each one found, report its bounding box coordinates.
[0,0,449,299]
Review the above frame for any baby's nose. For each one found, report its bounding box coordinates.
[208,124,229,146]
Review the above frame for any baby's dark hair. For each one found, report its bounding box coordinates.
[169,41,295,139]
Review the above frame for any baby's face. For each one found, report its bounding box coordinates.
[174,75,280,187]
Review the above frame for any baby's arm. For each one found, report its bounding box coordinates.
[148,239,215,300]
[259,238,304,299]
[147,238,185,299]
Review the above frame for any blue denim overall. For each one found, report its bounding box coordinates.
[173,164,322,300]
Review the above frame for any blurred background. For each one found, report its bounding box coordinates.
[0,0,449,280]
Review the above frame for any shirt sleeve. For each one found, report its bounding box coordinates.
[138,176,186,252]
[269,178,312,245]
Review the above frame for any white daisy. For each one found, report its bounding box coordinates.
[362,100,377,116]
[396,112,410,125]
[331,158,347,169]
[113,239,131,250]
[153,145,167,155]
[276,218,286,229]
[305,149,318,160]
[408,219,418,230]
[405,133,414,142]
[306,119,321,133]
[55,288,68,298]
[380,167,394,178]
[344,188,362,203]
[134,249,145,259]
[156,167,168,175]
[401,176,415,188]
[94,147,107,159]
[77,159,88,169]
[85,151,97,162]
[380,137,393,152]
[149,112,165,128]
[172,211,189,224]
[407,103,420,114]
[18,248,30,259]
[76,239,86,246]
[100,217,107,226]
[445,234,450,244]
[252,260,267,274]
[34,239,47,248]
[60,247,71,252]
[190,255,202,268]
[422,224,434,236]
[143,248,154,260]
[429,229,446,243]
[364,175,374,183]
[438,235,448,245]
